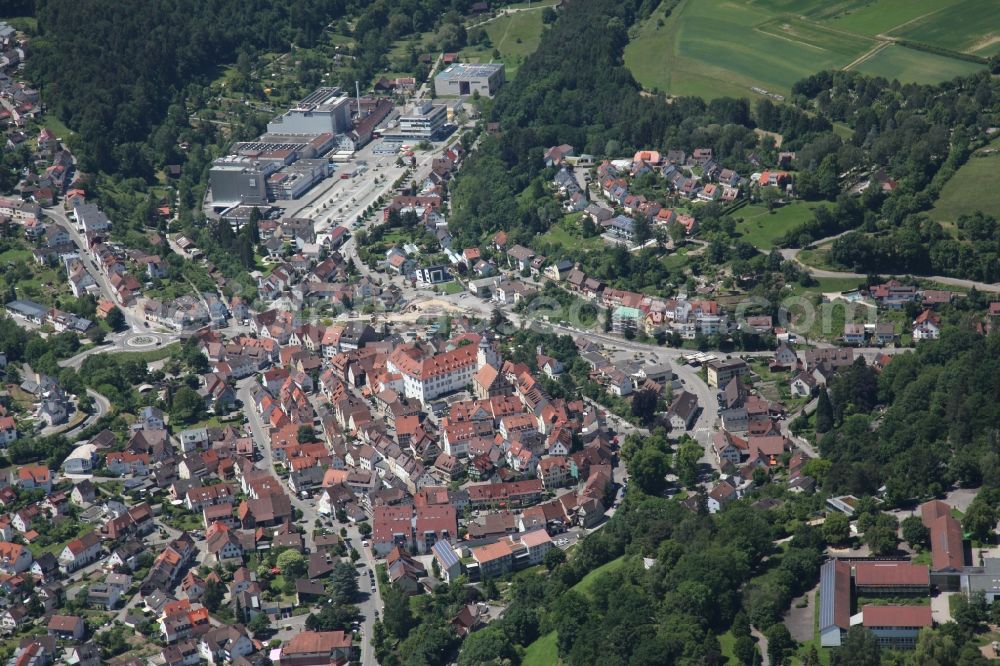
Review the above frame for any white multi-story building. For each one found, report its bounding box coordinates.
[397,102,447,139]
[387,338,488,404]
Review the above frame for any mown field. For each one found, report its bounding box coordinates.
[854,44,985,85]
[624,0,991,100]
[734,201,821,250]
[458,8,546,77]
[930,138,1000,226]
[522,631,559,666]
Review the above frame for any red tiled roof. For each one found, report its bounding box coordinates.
[862,604,932,628]
[853,562,929,587]
[930,514,965,571]
[283,630,352,654]
[831,560,852,630]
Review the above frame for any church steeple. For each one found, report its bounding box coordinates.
[477,334,498,369]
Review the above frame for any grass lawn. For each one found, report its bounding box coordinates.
[114,343,179,364]
[28,523,95,558]
[718,630,737,661]
[930,138,1000,226]
[538,214,605,253]
[441,281,465,295]
[41,114,75,140]
[663,250,691,271]
[0,247,33,263]
[796,248,844,271]
[784,276,867,299]
[624,0,987,99]
[734,202,820,250]
[513,563,546,580]
[504,0,559,9]
[5,16,37,33]
[572,555,625,598]
[522,631,560,666]
[459,9,545,77]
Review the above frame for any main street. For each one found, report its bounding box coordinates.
[237,378,382,666]
[42,206,148,331]
[394,288,910,466]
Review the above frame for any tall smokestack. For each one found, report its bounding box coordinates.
[356,80,361,117]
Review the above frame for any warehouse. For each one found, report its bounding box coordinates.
[434,63,506,98]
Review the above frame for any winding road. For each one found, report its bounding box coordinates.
[780,237,1000,293]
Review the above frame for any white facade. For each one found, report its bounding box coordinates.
[398,102,447,139]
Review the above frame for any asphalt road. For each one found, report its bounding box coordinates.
[780,241,1000,293]
[42,206,149,331]
[237,378,382,666]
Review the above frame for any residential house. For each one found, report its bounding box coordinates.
[912,310,941,341]
[47,615,85,641]
[0,542,31,574]
[667,391,698,431]
[58,531,102,573]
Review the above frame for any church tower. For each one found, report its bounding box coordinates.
[477,334,498,370]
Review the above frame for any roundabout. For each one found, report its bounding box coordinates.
[125,334,160,348]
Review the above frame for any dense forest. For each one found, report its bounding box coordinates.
[29,0,347,174]
[819,327,1000,504]
[827,212,1000,282]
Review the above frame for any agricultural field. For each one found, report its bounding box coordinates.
[818,0,962,37]
[854,44,985,85]
[930,138,1000,227]
[888,0,1000,54]
[625,0,991,100]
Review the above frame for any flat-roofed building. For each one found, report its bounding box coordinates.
[209,157,277,208]
[397,102,447,139]
[266,87,353,136]
[434,63,506,97]
[706,357,748,388]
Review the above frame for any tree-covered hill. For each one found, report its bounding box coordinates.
[821,326,1000,503]
[28,0,346,173]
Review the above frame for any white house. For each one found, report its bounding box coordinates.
[912,310,941,341]
[58,531,102,573]
[0,417,16,446]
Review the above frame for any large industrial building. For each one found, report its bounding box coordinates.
[266,87,354,136]
[210,87,356,209]
[208,157,277,208]
[266,159,332,200]
[397,102,448,139]
[434,63,506,98]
